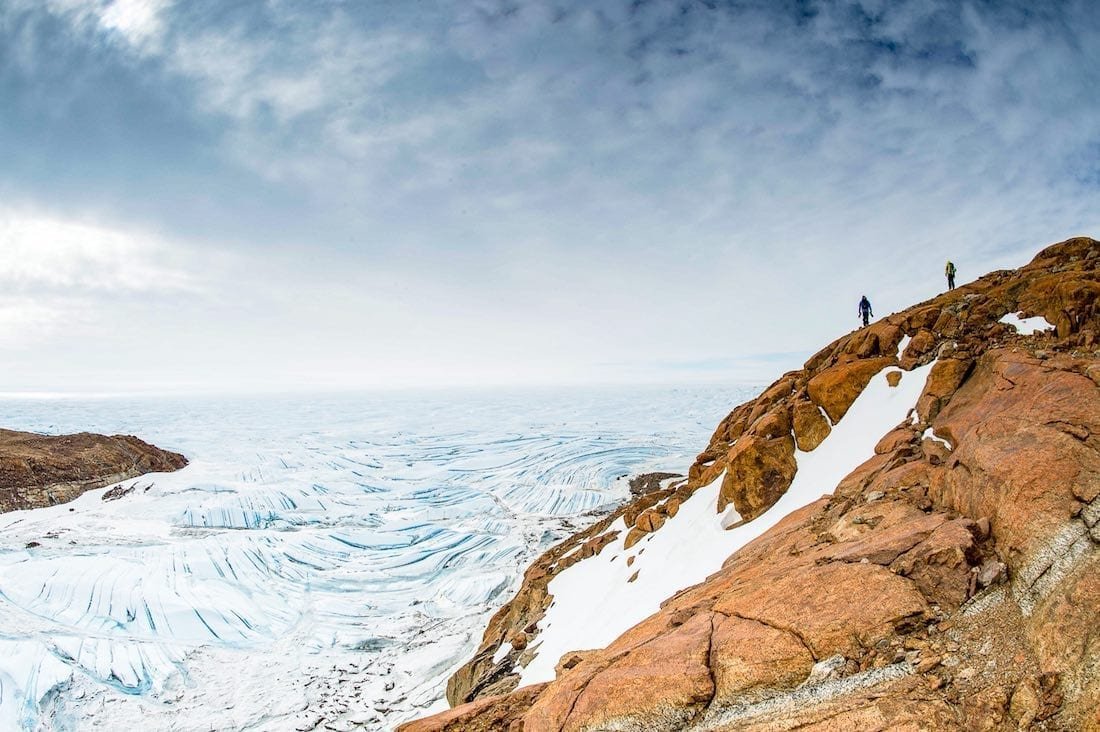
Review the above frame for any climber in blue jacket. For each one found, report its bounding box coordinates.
[858,295,873,327]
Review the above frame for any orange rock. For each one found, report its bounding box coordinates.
[664,496,681,517]
[905,306,941,333]
[635,508,666,533]
[792,398,831,452]
[524,613,716,732]
[710,615,814,703]
[931,351,1100,563]
[932,309,960,337]
[914,357,973,423]
[828,503,946,565]
[720,433,797,520]
[874,426,916,455]
[888,518,977,607]
[712,561,929,660]
[750,407,792,440]
[623,526,648,550]
[807,357,895,423]
[757,376,797,406]
[690,458,726,489]
[904,328,937,359]
[397,684,547,732]
[567,613,716,731]
[554,650,597,676]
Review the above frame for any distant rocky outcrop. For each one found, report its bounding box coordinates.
[0,428,187,512]
[404,236,1100,731]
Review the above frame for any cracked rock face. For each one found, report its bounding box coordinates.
[0,428,188,513]
[408,237,1100,731]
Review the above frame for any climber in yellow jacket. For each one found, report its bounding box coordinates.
[946,261,957,290]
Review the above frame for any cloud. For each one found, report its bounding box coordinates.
[37,0,168,46]
[0,210,196,292]
[0,209,204,350]
[96,0,168,47]
[0,297,74,349]
[0,0,1098,390]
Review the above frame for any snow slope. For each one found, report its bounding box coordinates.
[518,362,936,685]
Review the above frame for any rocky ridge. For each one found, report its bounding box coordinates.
[0,428,188,513]
[403,236,1100,731]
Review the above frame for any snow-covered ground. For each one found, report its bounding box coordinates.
[0,385,757,731]
[1000,312,1055,335]
[519,362,936,685]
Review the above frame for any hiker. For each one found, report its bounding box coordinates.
[946,260,957,290]
[858,295,873,327]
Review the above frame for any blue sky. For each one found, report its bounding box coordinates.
[1,0,1098,392]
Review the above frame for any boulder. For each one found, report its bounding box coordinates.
[792,398,831,452]
[720,433,797,520]
[903,328,937,360]
[807,357,895,423]
[635,508,666,533]
[914,357,973,423]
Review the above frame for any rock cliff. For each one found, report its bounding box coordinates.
[403,236,1100,731]
[0,428,188,513]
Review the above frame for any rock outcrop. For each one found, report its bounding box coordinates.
[406,236,1100,731]
[0,428,188,512]
[444,472,689,705]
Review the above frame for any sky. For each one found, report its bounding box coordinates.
[1,0,1098,393]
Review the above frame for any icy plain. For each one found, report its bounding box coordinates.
[0,385,756,731]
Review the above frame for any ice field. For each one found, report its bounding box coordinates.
[0,385,757,731]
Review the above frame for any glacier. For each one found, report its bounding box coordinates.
[0,385,757,731]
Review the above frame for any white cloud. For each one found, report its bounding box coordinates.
[0,297,72,348]
[0,210,206,352]
[98,0,168,46]
[40,0,170,49]
[0,211,196,292]
[1,1,1098,391]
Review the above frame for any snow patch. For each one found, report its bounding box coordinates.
[1000,312,1054,335]
[719,503,743,530]
[517,361,937,686]
[896,334,912,358]
[492,641,513,664]
[921,427,952,450]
